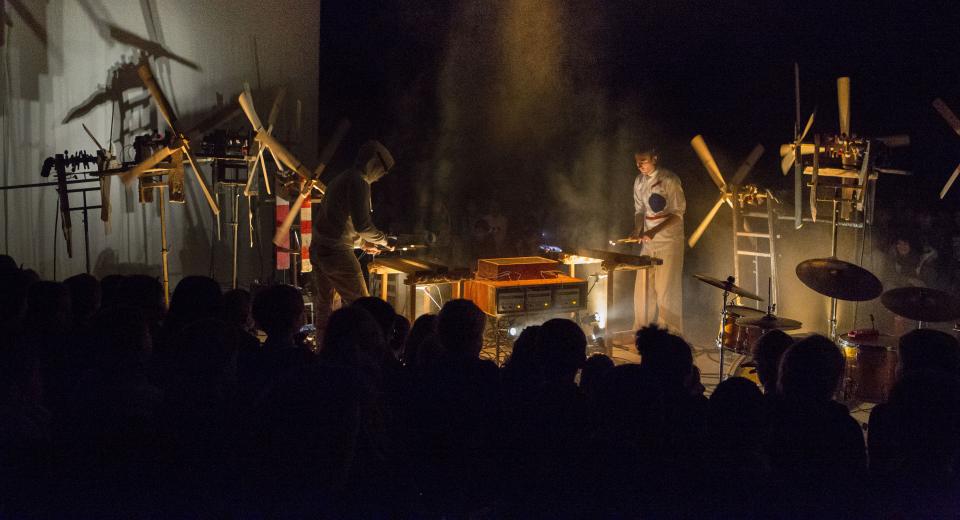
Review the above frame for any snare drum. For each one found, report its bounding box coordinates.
[718,306,766,355]
[837,333,899,403]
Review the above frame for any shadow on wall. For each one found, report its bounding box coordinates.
[93,248,160,279]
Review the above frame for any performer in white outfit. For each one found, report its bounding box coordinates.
[631,147,686,334]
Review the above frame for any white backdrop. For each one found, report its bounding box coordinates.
[1,0,319,287]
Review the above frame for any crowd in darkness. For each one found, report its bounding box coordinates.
[1,253,959,518]
[875,203,960,293]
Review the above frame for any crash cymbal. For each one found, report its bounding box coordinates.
[736,314,802,330]
[881,287,960,323]
[726,305,767,318]
[796,257,882,301]
[693,274,764,301]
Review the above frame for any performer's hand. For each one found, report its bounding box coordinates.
[641,230,656,243]
[361,242,382,255]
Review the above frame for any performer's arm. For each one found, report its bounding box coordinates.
[632,176,645,238]
[631,212,645,238]
[641,213,680,240]
[351,179,389,246]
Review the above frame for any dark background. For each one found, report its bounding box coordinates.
[315,0,960,344]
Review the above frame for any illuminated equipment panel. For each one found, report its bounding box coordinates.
[463,275,587,316]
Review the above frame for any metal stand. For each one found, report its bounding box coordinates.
[216,180,246,289]
[716,282,734,382]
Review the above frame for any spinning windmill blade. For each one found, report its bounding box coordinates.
[837,77,851,137]
[933,98,960,198]
[243,86,287,197]
[780,111,816,175]
[687,136,764,248]
[238,89,351,248]
[120,62,220,215]
[270,119,350,248]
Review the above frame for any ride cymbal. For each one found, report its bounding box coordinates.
[881,287,960,323]
[796,257,882,301]
[736,314,802,330]
[693,274,764,301]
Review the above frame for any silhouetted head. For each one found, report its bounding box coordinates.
[752,329,794,393]
[25,281,71,329]
[122,275,166,322]
[252,284,304,339]
[99,274,126,309]
[535,318,587,383]
[222,288,253,331]
[709,377,763,447]
[504,325,541,370]
[580,353,615,397]
[403,313,438,367]
[898,329,960,378]
[594,363,664,442]
[168,276,222,333]
[90,305,153,372]
[778,334,843,401]
[437,299,486,357]
[0,270,34,328]
[0,254,18,275]
[64,273,101,324]
[351,296,397,344]
[636,325,694,393]
[321,306,385,370]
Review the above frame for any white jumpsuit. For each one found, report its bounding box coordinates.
[633,168,686,334]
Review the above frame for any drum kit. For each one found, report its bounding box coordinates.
[697,258,960,404]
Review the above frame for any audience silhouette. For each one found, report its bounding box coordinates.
[0,257,957,517]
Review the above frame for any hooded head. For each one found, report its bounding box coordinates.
[356,140,394,183]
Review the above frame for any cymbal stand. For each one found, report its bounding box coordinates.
[715,278,735,382]
[828,189,841,340]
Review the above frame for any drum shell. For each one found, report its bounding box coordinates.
[838,334,898,403]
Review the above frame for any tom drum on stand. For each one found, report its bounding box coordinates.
[838,333,899,404]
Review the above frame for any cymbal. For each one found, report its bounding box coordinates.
[726,305,767,318]
[736,314,802,330]
[881,287,960,322]
[795,257,882,301]
[693,274,763,301]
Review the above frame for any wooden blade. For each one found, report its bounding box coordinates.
[780,149,796,176]
[255,128,311,180]
[730,144,764,186]
[687,195,726,248]
[182,146,221,215]
[243,149,261,197]
[837,77,850,136]
[940,163,960,199]
[121,146,175,184]
[799,111,815,142]
[313,118,351,179]
[690,135,725,190]
[260,153,271,195]
[273,189,309,247]
[138,62,181,134]
[238,90,264,131]
[933,98,960,137]
[167,149,186,203]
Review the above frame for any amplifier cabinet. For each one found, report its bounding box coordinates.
[463,275,587,316]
